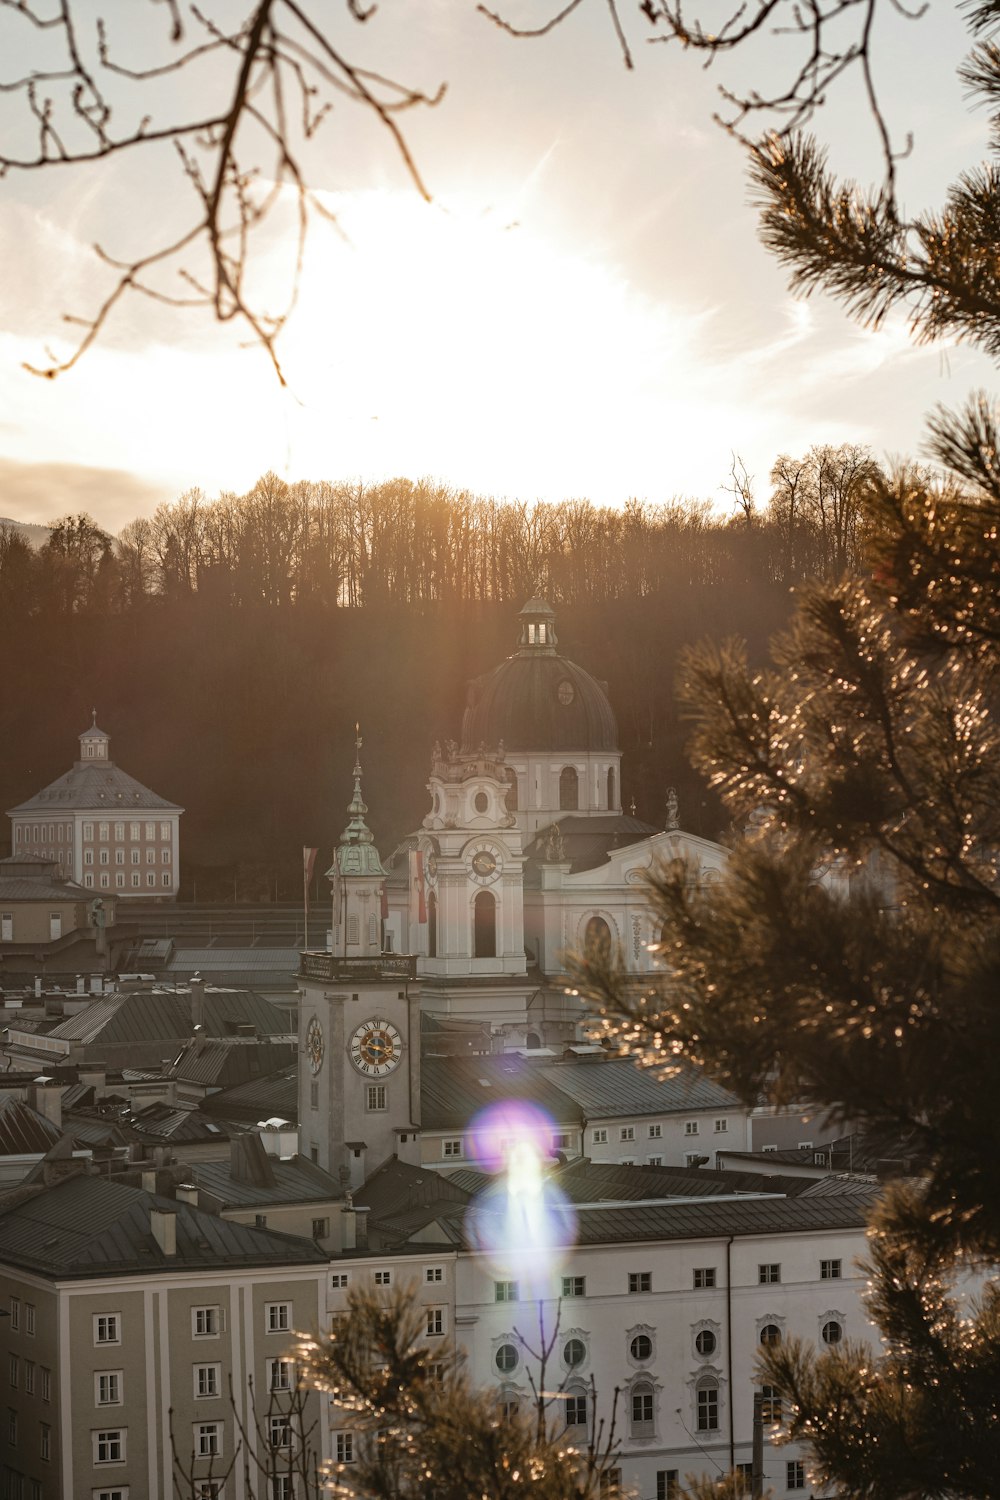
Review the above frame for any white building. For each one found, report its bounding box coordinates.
[7,718,183,901]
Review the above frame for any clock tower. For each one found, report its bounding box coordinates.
[298,730,420,1190]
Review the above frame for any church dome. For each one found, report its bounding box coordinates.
[461,600,619,754]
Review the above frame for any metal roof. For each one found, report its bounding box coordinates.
[0,875,91,902]
[357,1157,472,1222]
[420,1054,584,1131]
[128,1103,231,1143]
[163,949,303,974]
[524,814,661,876]
[540,1056,740,1119]
[8,761,182,815]
[174,1038,295,1088]
[0,1097,63,1156]
[194,1154,342,1209]
[201,1065,298,1123]
[48,988,289,1045]
[0,1175,325,1277]
[551,1159,816,1204]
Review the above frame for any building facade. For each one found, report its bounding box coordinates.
[7,719,183,901]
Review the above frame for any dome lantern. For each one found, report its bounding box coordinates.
[517,597,558,654]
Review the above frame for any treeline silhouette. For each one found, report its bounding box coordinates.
[0,453,880,898]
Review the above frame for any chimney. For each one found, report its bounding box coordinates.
[230,1134,276,1188]
[142,1169,158,1194]
[176,1182,199,1206]
[34,977,42,998]
[150,1207,177,1257]
[78,1065,107,1098]
[89,975,102,995]
[31,1077,61,1129]
[75,974,85,996]
[340,1201,370,1252]
[190,975,205,1031]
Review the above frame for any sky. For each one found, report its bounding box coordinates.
[0,0,994,531]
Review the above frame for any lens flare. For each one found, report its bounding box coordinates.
[463,1102,577,1293]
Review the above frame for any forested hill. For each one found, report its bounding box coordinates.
[0,462,878,898]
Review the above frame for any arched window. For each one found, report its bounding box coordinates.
[495,1344,518,1373]
[564,1389,587,1427]
[474,890,496,958]
[559,766,579,811]
[607,766,616,810]
[505,769,518,812]
[759,1324,782,1347]
[696,1378,719,1432]
[759,1385,782,1422]
[822,1320,843,1345]
[584,916,612,960]
[525,1032,541,1050]
[427,891,437,959]
[630,1381,655,1437]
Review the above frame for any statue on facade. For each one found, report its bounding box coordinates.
[544,823,566,863]
[665,787,680,831]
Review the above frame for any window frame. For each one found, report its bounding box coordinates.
[95,1371,123,1406]
[265,1302,292,1335]
[93,1429,126,1464]
[94,1313,121,1346]
[628,1271,652,1294]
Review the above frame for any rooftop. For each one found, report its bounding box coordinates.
[540,1055,740,1119]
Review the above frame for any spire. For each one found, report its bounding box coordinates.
[329,724,387,880]
[340,723,373,847]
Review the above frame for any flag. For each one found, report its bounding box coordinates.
[409,849,427,924]
[303,847,318,883]
[380,882,389,920]
[330,853,342,932]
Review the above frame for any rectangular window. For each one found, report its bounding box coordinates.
[786,1460,806,1490]
[758,1264,781,1285]
[83,822,94,840]
[336,1431,355,1464]
[8,1354,17,1387]
[425,1267,444,1283]
[312,1217,329,1239]
[494,1281,518,1302]
[648,1123,662,1138]
[40,1368,51,1402]
[648,1154,663,1166]
[146,848,155,864]
[270,1479,292,1500]
[194,1364,220,1399]
[561,1276,585,1298]
[195,1422,222,1457]
[600,1470,622,1497]
[373,1270,391,1287]
[693,1267,717,1289]
[99,823,109,840]
[193,1307,220,1338]
[565,1393,587,1425]
[130,849,140,865]
[553,1132,571,1150]
[592,1128,608,1145]
[8,1408,17,1444]
[161,872,170,886]
[366,1085,387,1111]
[195,1483,222,1500]
[1,913,11,941]
[39,1424,51,1461]
[162,848,171,864]
[95,1313,120,1345]
[715,1118,729,1132]
[632,1389,654,1425]
[95,1490,130,1500]
[116,874,125,888]
[696,1386,719,1431]
[266,1303,291,1334]
[84,849,94,865]
[145,823,155,840]
[100,873,110,888]
[160,823,170,840]
[821,1258,842,1280]
[309,1080,319,1110]
[267,1359,292,1392]
[657,1473,679,1500]
[685,1120,699,1136]
[24,1304,34,1337]
[114,822,125,840]
[331,1274,349,1289]
[619,1126,634,1142]
[628,1272,652,1294]
[760,1384,782,1422]
[131,872,140,887]
[96,1372,122,1405]
[425,1308,444,1336]
[442,1138,463,1158]
[146,872,156,886]
[9,1297,19,1331]
[99,848,109,864]
[269,1414,291,1449]
[115,848,125,864]
[94,1429,125,1463]
[23,1363,34,1396]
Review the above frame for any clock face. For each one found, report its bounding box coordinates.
[470,844,502,883]
[306,1015,325,1074]
[350,1019,403,1076]
[557,679,575,705]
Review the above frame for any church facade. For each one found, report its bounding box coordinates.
[382,597,727,1048]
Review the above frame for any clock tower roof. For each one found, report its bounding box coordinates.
[328,725,387,879]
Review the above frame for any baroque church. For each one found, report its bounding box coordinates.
[298,598,731,1187]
